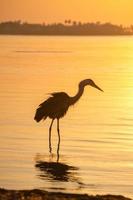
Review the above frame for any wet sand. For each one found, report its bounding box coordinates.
[0,189,131,200]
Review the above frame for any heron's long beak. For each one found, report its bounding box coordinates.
[93,84,104,92]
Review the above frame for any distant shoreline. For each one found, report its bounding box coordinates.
[0,188,131,200]
[0,21,133,36]
[0,34,133,36]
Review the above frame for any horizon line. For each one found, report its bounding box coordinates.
[0,20,132,27]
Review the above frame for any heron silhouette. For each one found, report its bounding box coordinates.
[34,79,103,153]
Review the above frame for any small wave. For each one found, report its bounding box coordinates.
[119,117,133,122]
[15,50,72,54]
[94,123,133,127]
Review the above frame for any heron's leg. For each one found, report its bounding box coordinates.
[49,119,54,153]
[57,119,60,162]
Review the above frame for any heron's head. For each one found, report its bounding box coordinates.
[79,79,103,92]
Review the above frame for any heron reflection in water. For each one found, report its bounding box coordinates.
[35,154,84,189]
[34,79,103,153]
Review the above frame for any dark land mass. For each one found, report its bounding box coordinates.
[0,20,133,36]
[0,189,132,200]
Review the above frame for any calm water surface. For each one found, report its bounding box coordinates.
[0,36,133,198]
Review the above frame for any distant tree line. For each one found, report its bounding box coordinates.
[0,20,133,35]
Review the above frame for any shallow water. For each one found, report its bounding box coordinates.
[0,35,133,198]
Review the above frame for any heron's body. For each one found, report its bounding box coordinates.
[34,92,70,122]
[34,79,103,153]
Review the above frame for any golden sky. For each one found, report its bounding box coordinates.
[0,0,133,25]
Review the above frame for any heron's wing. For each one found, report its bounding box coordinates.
[35,91,71,122]
[35,96,59,121]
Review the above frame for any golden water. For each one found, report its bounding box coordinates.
[0,36,133,198]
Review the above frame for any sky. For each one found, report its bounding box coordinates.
[0,0,133,26]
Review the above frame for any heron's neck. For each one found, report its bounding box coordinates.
[70,85,84,105]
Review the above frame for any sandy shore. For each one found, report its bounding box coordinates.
[0,188,132,200]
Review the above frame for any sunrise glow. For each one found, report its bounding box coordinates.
[0,0,133,25]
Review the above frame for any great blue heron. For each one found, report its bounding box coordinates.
[34,79,103,153]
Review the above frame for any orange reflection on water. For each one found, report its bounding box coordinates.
[0,36,133,197]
